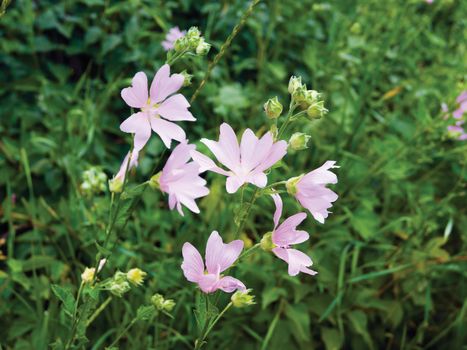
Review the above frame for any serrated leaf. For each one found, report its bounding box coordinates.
[51,284,75,316]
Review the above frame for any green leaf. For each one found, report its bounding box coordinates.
[262,288,287,309]
[321,327,343,350]
[51,284,75,317]
[284,303,310,342]
[347,310,373,350]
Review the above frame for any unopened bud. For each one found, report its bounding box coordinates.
[196,38,211,56]
[289,133,311,151]
[286,175,303,196]
[292,85,308,103]
[127,268,147,286]
[264,97,283,119]
[288,76,303,94]
[231,289,255,308]
[108,271,131,297]
[151,293,176,312]
[307,101,328,119]
[81,267,95,283]
[109,177,123,193]
[180,70,193,87]
[260,232,275,251]
[149,172,162,190]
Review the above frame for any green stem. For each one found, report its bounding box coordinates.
[108,317,138,348]
[235,187,259,237]
[194,302,233,350]
[86,296,112,327]
[277,102,297,139]
[166,48,190,65]
[190,0,262,103]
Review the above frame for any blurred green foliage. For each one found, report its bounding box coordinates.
[1,0,466,349]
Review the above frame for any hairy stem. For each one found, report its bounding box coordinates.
[191,0,262,103]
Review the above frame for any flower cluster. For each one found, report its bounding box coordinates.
[115,62,339,294]
[443,91,467,141]
[80,167,107,196]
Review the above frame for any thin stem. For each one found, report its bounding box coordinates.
[191,0,262,103]
[166,48,190,65]
[108,317,138,348]
[194,302,233,350]
[238,243,260,261]
[234,187,259,237]
[277,102,297,139]
[86,296,112,327]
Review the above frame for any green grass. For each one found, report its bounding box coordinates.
[1,0,466,349]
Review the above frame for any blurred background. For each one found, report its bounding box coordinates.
[0,0,466,349]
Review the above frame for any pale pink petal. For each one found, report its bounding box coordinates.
[164,142,195,172]
[271,194,283,230]
[121,72,148,109]
[246,172,267,188]
[157,94,195,121]
[218,123,241,171]
[226,175,245,194]
[300,266,318,275]
[120,112,152,152]
[239,129,260,170]
[243,132,274,172]
[197,274,219,293]
[149,116,186,148]
[181,243,204,283]
[272,248,313,276]
[201,139,237,171]
[216,276,246,293]
[301,161,339,185]
[190,150,230,176]
[150,64,184,103]
[205,231,243,274]
[254,140,287,172]
[114,150,140,181]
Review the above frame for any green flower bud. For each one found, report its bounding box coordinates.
[149,172,162,190]
[196,38,211,56]
[286,175,303,196]
[288,76,303,94]
[108,177,123,193]
[108,271,131,297]
[187,27,202,50]
[264,97,283,119]
[81,267,95,283]
[307,101,328,119]
[231,289,255,308]
[260,232,276,251]
[289,132,311,151]
[173,37,186,52]
[151,293,176,312]
[292,84,308,103]
[180,70,193,87]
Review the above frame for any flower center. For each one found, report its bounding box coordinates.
[141,98,160,113]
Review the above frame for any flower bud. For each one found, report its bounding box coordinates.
[240,233,253,249]
[289,132,311,151]
[149,172,162,190]
[307,101,328,119]
[180,70,193,87]
[187,27,202,49]
[196,38,211,56]
[288,76,303,94]
[81,267,95,283]
[260,232,275,251]
[286,175,303,196]
[81,167,108,196]
[127,268,147,286]
[108,271,131,297]
[264,97,283,119]
[151,293,176,312]
[173,37,186,52]
[292,84,308,103]
[108,177,123,193]
[231,289,255,308]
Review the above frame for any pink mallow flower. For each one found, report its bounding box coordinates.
[162,27,186,51]
[120,64,195,151]
[286,161,339,224]
[453,90,467,119]
[181,231,246,293]
[155,141,209,216]
[269,194,317,276]
[191,123,287,194]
